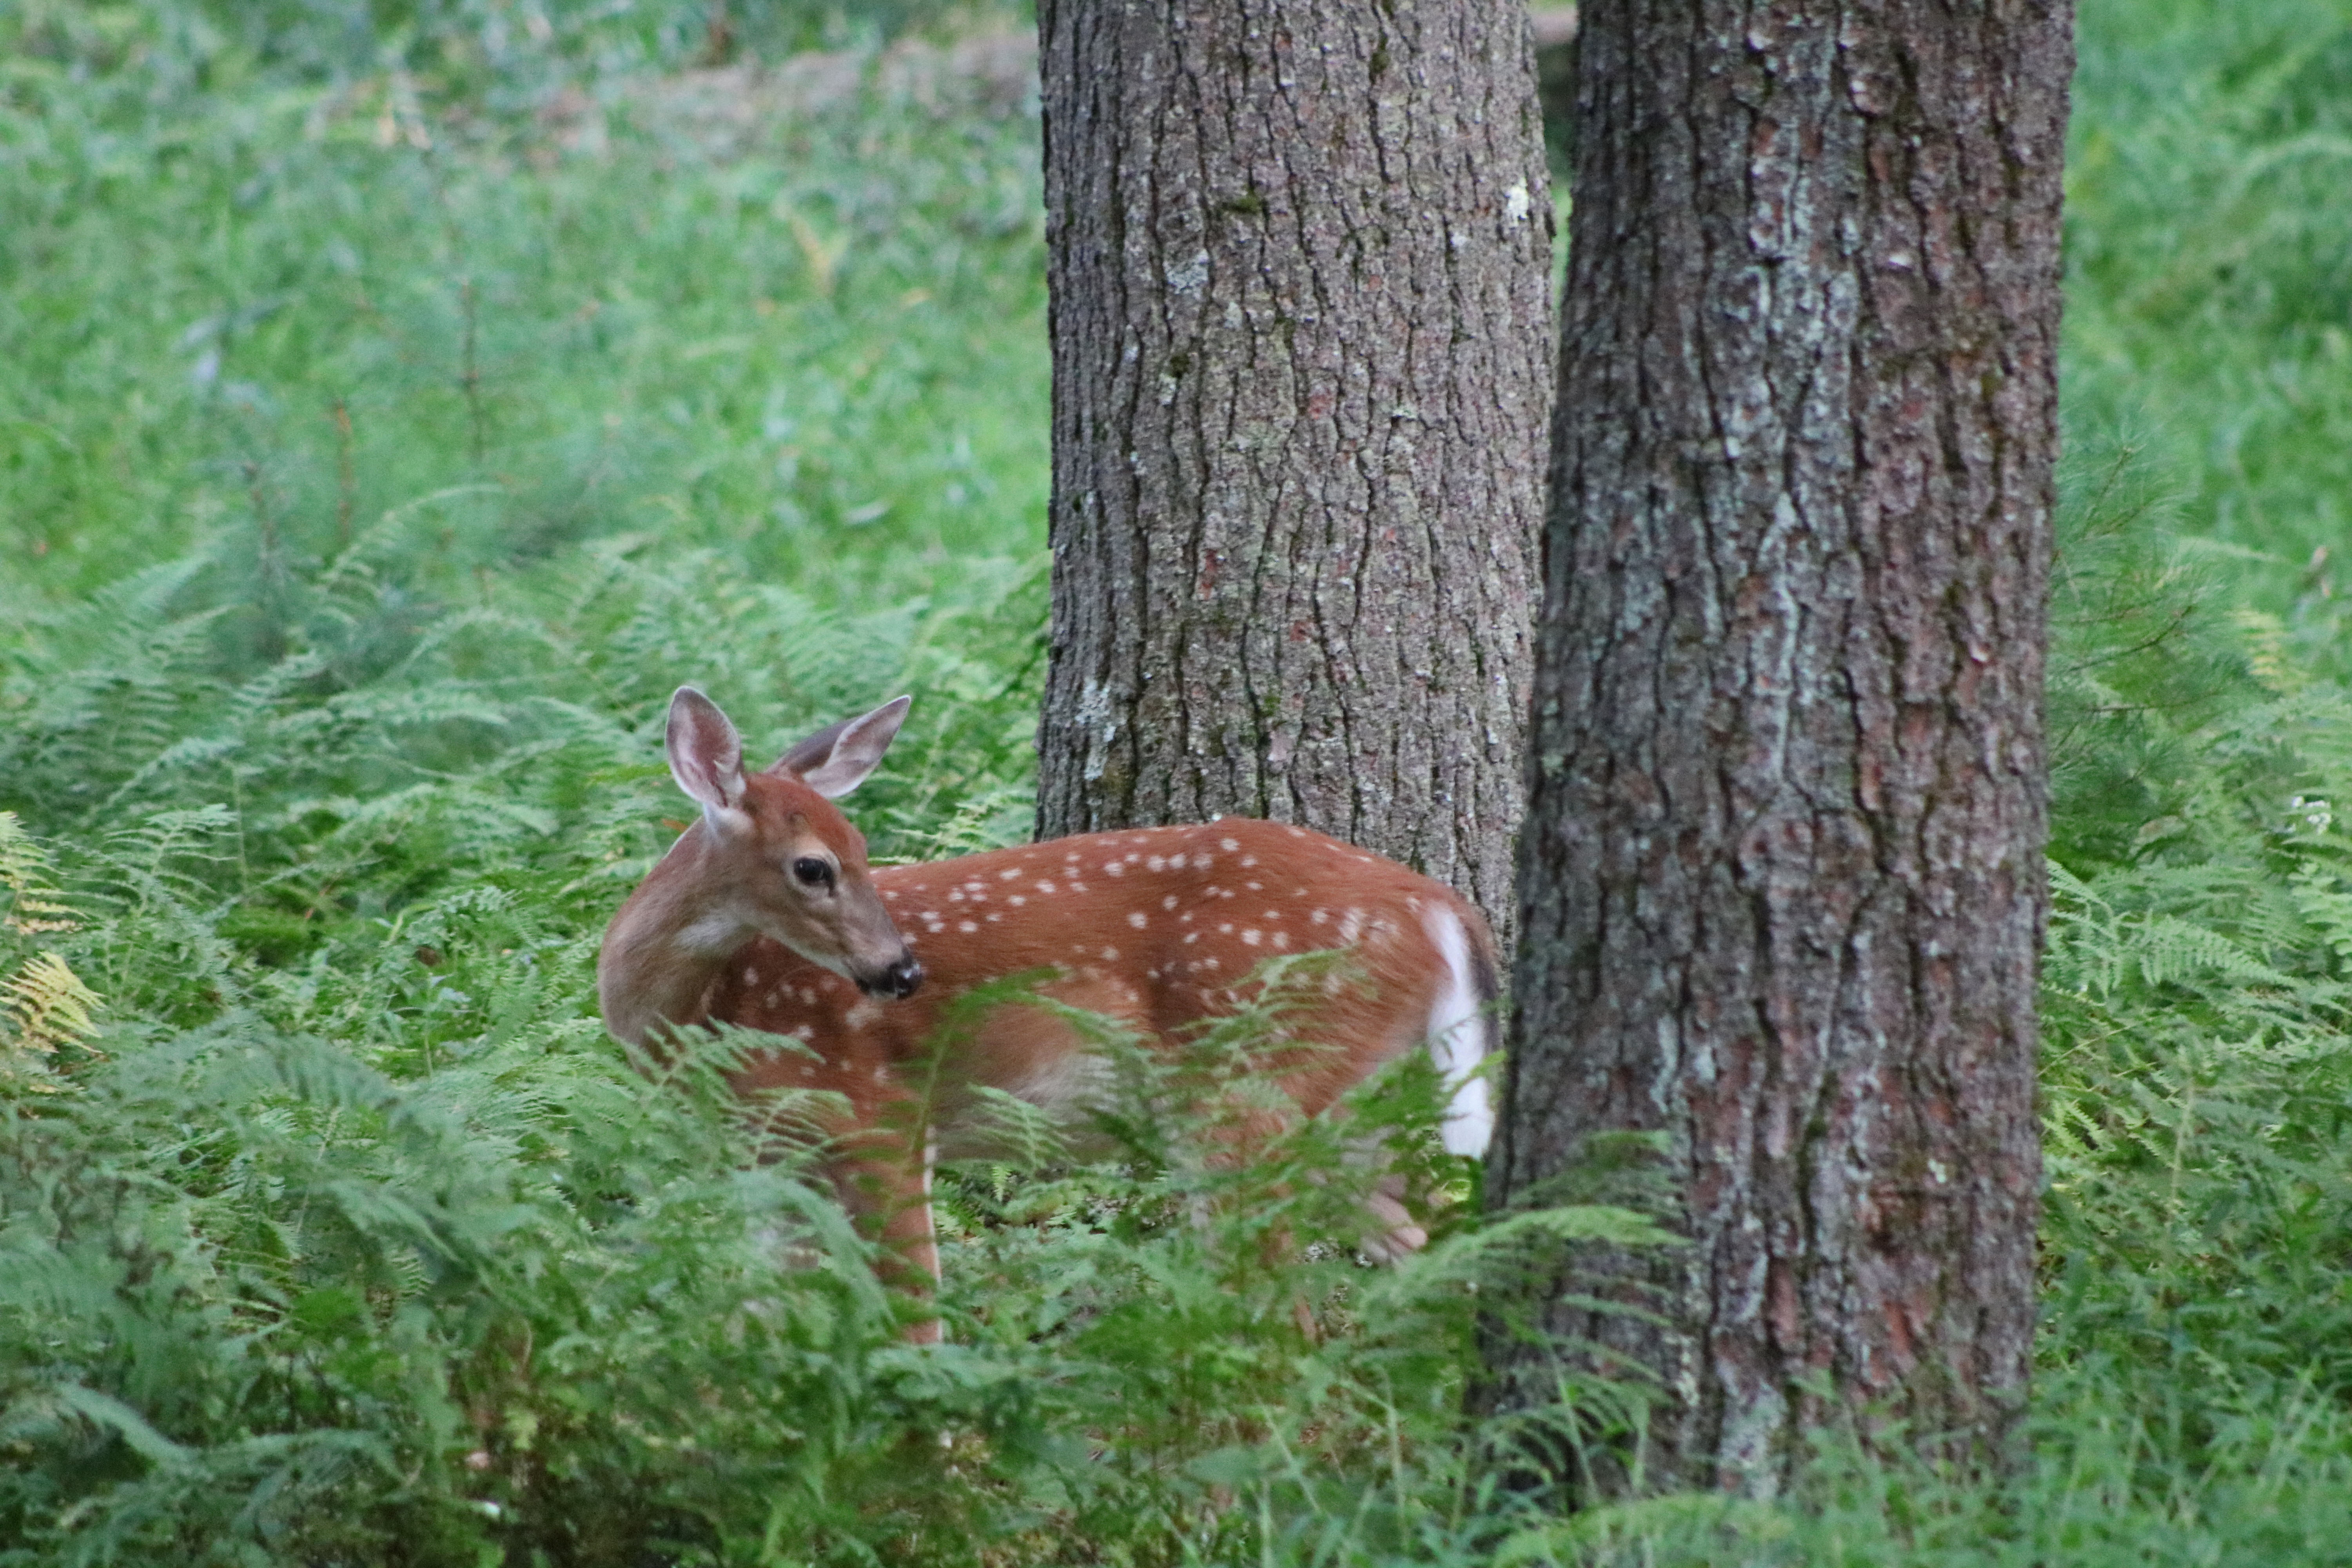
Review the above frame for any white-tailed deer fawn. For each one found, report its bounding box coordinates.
[598,688,1497,1337]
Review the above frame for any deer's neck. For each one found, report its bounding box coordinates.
[597,826,750,1046]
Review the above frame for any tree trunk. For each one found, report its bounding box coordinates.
[1032,0,1552,926]
[1486,0,2072,1497]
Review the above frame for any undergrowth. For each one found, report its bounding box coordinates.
[7,0,2352,1563]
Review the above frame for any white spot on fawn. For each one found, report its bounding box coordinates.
[1102,946,1119,960]
[1129,911,1148,928]
[1310,909,1328,925]
[1221,837,1240,852]
[1162,895,1179,911]
[1339,909,1365,942]
[1242,930,1262,946]
[1009,895,1027,906]
[1000,869,1020,881]
[744,967,760,984]
[960,920,978,933]
[1036,880,1056,894]
[1148,856,1167,872]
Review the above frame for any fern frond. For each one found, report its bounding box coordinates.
[0,950,103,1086]
[0,811,80,936]
[2230,607,2302,695]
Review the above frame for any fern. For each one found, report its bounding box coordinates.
[0,811,77,938]
[0,952,102,1089]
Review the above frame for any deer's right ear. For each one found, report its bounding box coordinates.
[666,687,748,821]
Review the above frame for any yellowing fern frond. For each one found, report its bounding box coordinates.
[2229,607,2300,695]
[1,951,103,1091]
[0,812,80,935]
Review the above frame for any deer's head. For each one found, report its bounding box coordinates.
[664,687,923,999]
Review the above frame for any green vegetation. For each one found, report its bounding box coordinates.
[4,0,2352,1561]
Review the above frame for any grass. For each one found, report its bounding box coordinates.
[4,0,2352,1561]
[0,0,1050,610]
[2063,0,2352,657]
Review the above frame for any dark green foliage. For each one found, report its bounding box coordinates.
[0,775,1639,1563]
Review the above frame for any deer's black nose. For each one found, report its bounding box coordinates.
[862,956,924,999]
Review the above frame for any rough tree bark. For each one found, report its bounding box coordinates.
[1032,0,1553,922]
[1485,0,2073,1495]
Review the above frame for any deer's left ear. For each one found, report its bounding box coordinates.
[771,696,912,799]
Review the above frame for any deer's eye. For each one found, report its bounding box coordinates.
[791,857,834,889]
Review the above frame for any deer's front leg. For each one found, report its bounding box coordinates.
[829,1108,943,1345]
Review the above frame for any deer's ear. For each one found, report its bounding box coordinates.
[666,687,748,816]
[772,696,911,799]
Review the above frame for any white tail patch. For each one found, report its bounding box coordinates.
[1422,906,1492,1158]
